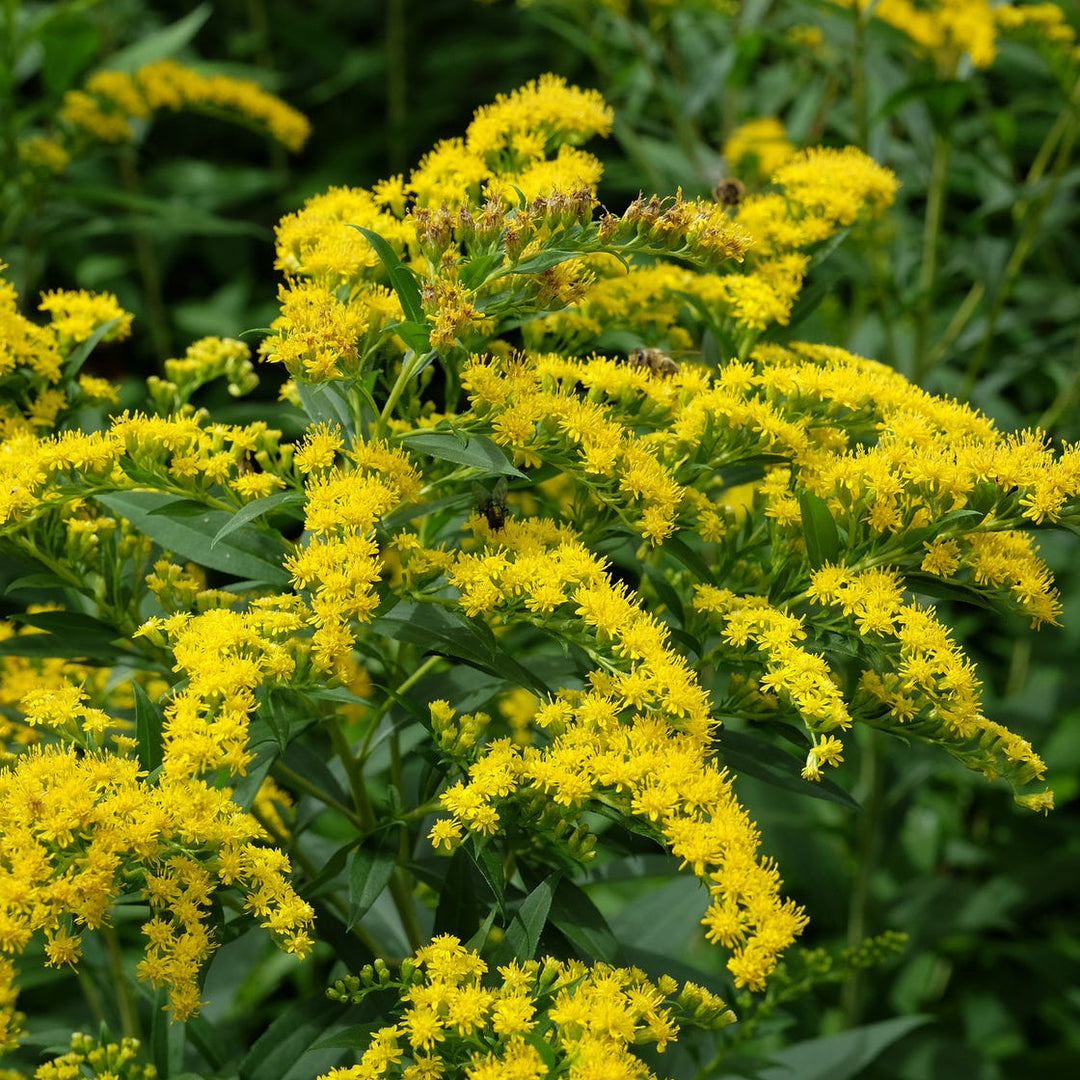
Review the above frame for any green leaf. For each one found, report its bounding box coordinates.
[394,320,435,354]
[470,839,506,907]
[230,741,280,811]
[382,491,472,532]
[100,5,212,71]
[347,842,398,930]
[717,453,791,488]
[903,572,999,612]
[548,879,619,963]
[62,317,124,381]
[612,877,707,953]
[1,611,128,662]
[132,680,164,776]
[211,491,305,548]
[753,1016,930,1080]
[508,248,583,275]
[4,573,76,594]
[11,610,115,638]
[300,840,354,900]
[459,253,501,290]
[350,226,425,325]
[714,727,860,809]
[642,565,685,625]
[61,187,267,238]
[875,76,972,128]
[433,849,492,941]
[94,491,291,585]
[399,431,526,478]
[800,491,840,569]
[898,508,985,553]
[294,380,355,436]
[662,534,717,585]
[0,635,125,662]
[504,875,556,961]
[238,995,349,1080]
[310,1024,384,1052]
[372,601,549,696]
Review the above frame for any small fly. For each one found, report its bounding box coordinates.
[472,476,509,531]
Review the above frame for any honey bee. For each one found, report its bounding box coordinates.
[472,476,509,531]
[712,177,746,209]
[627,347,681,377]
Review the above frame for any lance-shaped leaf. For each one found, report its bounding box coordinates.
[95,491,291,585]
[800,490,841,569]
[372,600,549,695]
[399,430,526,478]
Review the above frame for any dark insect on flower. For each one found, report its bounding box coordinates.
[713,177,746,208]
[472,476,509,531]
[627,347,680,377]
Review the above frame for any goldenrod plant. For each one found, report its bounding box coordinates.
[1,58,1077,1076]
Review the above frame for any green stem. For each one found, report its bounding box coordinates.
[398,799,443,823]
[912,132,951,384]
[922,280,985,376]
[386,727,423,951]
[333,700,424,951]
[388,860,423,952]
[376,350,432,438]
[328,714,376,829]
[1018,74,1079,205]
[102,924,141,1039]
[356,653,443,767]
[842,728,884,1025]
[273,758,369,832]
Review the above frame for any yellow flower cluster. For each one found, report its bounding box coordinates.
[148,336,257,413]
[16,134,70,174]
[3,68,1076,1062]
[139,597,310,778]
[60,58,310,150]
[1,266,132,440]
[407,519,807,990]
[694,586,851,736]
[263,76,755,382]
[806,564,1052,805]
[36,1032,155,1080]
[737,147,899,258]
[0,742,313,1031]
[321,934,735,1080]
[465,73,613,164]
[463,352,687,542]
[722,117,796,178]
[0,407,289,528]
[288,436,422,674]
[441,334,1069,814]
[534,144,896,350]
[827,0,1058,69]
